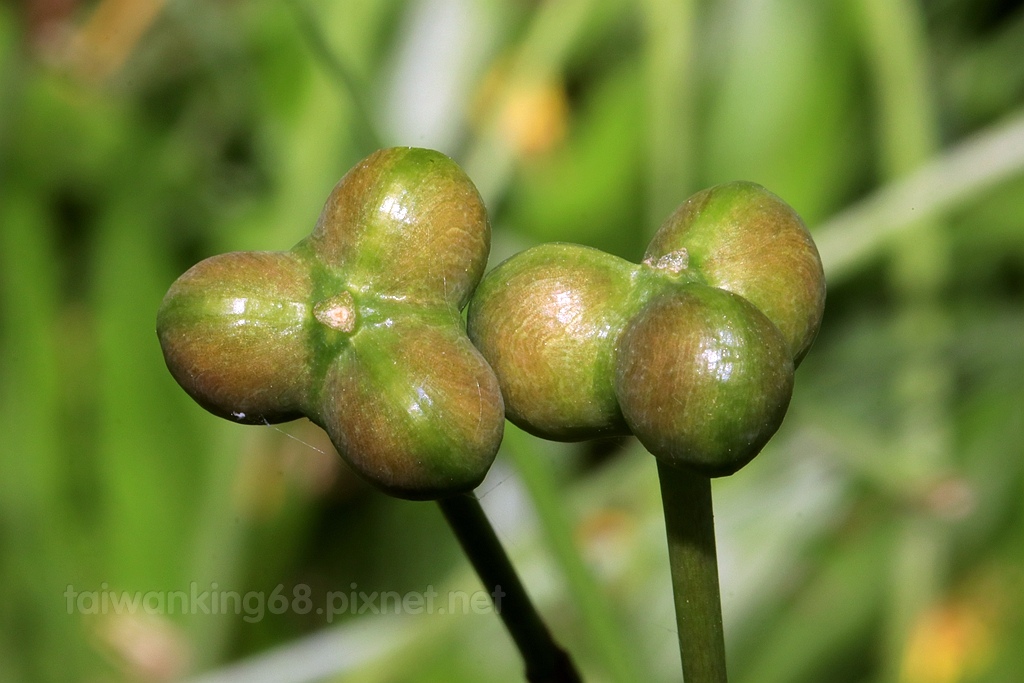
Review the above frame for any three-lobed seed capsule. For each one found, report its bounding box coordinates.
[158,147,825,493]
[468,181,825,476]
[157,148,505,500]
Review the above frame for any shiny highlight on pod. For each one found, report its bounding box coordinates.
[468,182,826,476]
[157,148,504,500]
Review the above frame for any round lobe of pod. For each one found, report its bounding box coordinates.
[614,285,794,477]
[645,182,825,364]
[156,251,314,424]
[467,243,639,441]
[305,147,490,310]
[319,317,504,500]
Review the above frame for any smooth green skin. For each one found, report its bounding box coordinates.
[157,147,505,500]
[468,181,822,476]
[616,287,793,477]
[467,243,641,441]
[646,181,825,365]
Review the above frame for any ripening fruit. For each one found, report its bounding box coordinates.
[157,147,505,500]
[614,286,794,477]
[467,243,640,441]
[645,182,825,364]
[157,251,314,424]
[468,181,823,476]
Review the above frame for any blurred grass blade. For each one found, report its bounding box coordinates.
[93,184,205,590]
[641,0,695,233]
[0,185,85,683]
[852,0,952,679]
[75,0,166,82]
[463,0,598,205]
[504,426,653,683]
[733,525,892,683]
[286,0,386,153]
[183,616,418,683]
[815,110,1024,281]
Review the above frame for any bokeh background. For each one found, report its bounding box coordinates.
[2,0,1024,681]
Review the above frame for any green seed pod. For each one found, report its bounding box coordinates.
[645,181,825,364]
[156,251,314,424]
[320,319,503,500]
[469,182,823,476]
[468,243,640,441]
[615,286,794,477]
[157,147,504,499]
[305,148,490,309]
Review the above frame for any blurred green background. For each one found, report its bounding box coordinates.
[2,0,1024,681]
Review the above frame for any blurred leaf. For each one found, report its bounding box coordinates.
[702,0,863,223]
[732,521,891,683]
[0,184,89,683]
[505,62,645,259]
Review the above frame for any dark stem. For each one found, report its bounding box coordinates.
[657,461,728,683]
[438,493,583,683]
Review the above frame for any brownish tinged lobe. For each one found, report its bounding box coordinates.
[157,147,504,499]
[306,148,490,309]
[468,243,639,441]
[157,250,314,424]
[615,287,794,477]
[320,321,503,500]
[468,181,823,476]
[646,181,825,364]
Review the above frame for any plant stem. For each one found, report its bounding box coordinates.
[504,426,651,683]
[437,493,583,683]
[657,461,728,683]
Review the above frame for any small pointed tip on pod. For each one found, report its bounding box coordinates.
[156,251,314,424]
[646,181,826,365]
[615,286,794,477]
[467,243,638,441]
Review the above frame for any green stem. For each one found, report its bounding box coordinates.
[657,461,728,683]
[437,493,583,683]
